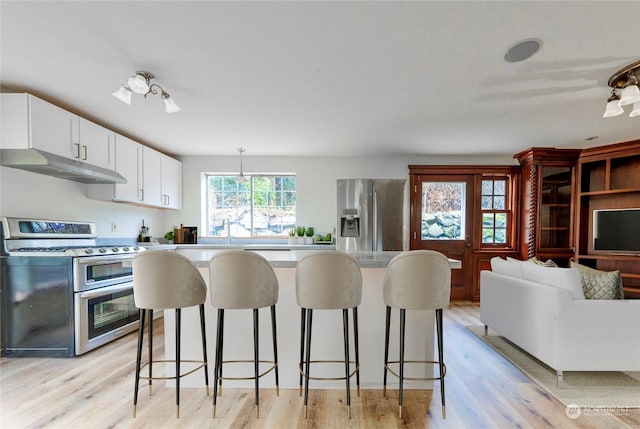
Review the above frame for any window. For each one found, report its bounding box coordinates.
[481,178,509,244]
[202,174,296,238]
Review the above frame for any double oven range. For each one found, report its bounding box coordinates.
[1,217,145,357]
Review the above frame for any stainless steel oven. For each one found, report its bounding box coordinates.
[73,254,138,355]
[1,217,145,357]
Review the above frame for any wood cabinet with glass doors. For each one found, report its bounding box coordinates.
[515,148,581,266]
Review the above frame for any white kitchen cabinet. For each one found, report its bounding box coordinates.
[1,93,79,158]
[160,154,182,209]
[88,134,141,203]
[78,118,115,170]
[89,137,182,209]
[141,146,163,207]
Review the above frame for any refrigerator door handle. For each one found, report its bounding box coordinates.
[372,188,377,251]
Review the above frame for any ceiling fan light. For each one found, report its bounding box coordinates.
[619,84,640,106]
[630,101,640,118]
[112,85,132,105]
[127,73,151,94]
[162,93,181,113]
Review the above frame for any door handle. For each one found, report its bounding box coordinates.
[466,242,472,248]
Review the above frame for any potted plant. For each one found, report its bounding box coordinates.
[296,226,306,244]
[287,227,296,245]
[305,227,314,244]
[164,231,174,244]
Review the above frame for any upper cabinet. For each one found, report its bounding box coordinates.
[1,93,80,157]
[161,154,182,209]
[89,136,182,210]
[515,147,582,266]
[78,118,115,170]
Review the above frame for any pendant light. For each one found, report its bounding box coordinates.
[236,148,247,183]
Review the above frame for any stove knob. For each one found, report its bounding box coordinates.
[133,246,139,251]
[112,247,120,252]
[98,248,107,253]
[122,247,130,252]
[84,248,94,254]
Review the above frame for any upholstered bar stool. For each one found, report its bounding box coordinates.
[296,251,362,419]
[132,251,209,418]
[209,250,279,418]
[382,250,451,419]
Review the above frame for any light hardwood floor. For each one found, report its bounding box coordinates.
[1,303,638,428]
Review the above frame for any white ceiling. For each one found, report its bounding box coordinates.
[1,1,639,158]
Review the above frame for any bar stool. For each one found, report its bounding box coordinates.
[382,250,451,419]
[209,250,279,418]
[296,251,362,419]
[132,251,209,418]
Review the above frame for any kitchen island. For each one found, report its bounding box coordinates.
[163,248,460,390]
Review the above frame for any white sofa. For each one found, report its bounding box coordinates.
[480,261,640,381]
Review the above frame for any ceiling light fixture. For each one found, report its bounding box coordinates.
[236,147,247,183]
[112,71,180,113]
[603,60,640,118]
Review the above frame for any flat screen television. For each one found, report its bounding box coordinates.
[593,208,640,253]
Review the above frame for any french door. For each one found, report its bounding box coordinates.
[409,174,475,301]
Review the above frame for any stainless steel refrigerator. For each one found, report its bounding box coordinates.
[336,179,408,252]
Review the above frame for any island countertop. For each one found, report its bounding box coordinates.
[174,247,462,269]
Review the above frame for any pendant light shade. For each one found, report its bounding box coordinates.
[630,101,640,118]
[619,82,640,106]
[602,90,624,118]
[112,85,132,105]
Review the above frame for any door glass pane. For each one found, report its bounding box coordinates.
[421,182,465,240]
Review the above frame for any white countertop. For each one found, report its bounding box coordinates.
[174,247,461,269]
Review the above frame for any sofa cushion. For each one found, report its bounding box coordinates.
[529,256,558,267]
[521,262,584,300]
[570,262,624,300]
[490,257,523,278]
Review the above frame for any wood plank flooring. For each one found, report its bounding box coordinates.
[2,302,638,428]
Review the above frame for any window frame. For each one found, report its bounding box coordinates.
[201,173,297,238]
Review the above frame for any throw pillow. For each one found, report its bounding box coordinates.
[529,257,558,267]
[570,262,624,300]
[490,257,523,278]
[521,263,585,300]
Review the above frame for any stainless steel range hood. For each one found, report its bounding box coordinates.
[0,148,127,184]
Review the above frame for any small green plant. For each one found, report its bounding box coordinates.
[164,231,174,241]
[288,228,296,237]
[305,227,314,237]
[296,226,306,237]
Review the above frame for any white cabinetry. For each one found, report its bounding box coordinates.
[141,146,163,207]
[89,134,142,203]
[1,93,79,157]
[89,140,182,209]
[78,118,115,170]
[161,154,182,209]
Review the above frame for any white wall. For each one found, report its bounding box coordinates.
[1,153,515,239]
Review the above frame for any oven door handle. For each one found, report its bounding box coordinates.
[78,283,133,299]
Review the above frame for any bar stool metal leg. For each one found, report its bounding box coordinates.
[133,308,146,418]
[436,308,446,418]
[212,309,224,417]
[175,308,181,418]
[303,308,313,418]
[148,309,153,396]
[299,308,306,397]
[271,304,280,396]
[342,308,352,419]
[383,306,391,397]
[253,308,260,418]
[398,308,406,419]
[353,306,360,397]
[199,304,210,397]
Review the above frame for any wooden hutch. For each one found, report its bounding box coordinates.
[515,147,582,266]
